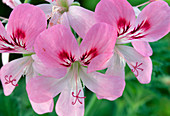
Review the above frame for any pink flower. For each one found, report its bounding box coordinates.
[0,4,52,114]
[38,0,96,38]
[95,0,170,83]
[26,23,125,115]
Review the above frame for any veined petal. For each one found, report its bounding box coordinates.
[132,41,153,57]
[7,4,47,52]
[106,52,125,78]
[56,78,84,116]
[32,55,67,79]
[2,0,21,9]
[80,23,116,69]
[34,25,79,68]
[0,56,31,96]
[30,99,54,114]
[37,4,52,19]
[95,0,135,33]
[2,53,10,65]
[117,45,152,84]
[26,74,71,103]
[80,67,125,100]
[67,6,96,38]
[130,1,170,42]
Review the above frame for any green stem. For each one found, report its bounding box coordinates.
[24,0,30,3]
[85,94,98,116]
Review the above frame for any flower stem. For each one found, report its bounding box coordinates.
[24,0,30,3]
[85,94,98,116]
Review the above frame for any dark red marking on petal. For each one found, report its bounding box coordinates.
[131,62,144,77]
[58,50,75,67]
[72,89,86,105]
[0,35,15,51]
[81,48,98,65]
[117,18,131,36]
[4,75,18,86]
[10,29,26,48]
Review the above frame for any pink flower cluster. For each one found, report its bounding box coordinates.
[0,0,170,115]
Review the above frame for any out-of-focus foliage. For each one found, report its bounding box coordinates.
[0,0,170,116]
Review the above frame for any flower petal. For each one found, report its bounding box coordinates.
[133,1,170,42]
[133,7,141,17]
[0,56,31,96]
[7,4,47,52]
[32,54,67,79]
[67,6,96,38]
[95,0,135,29]
[34,25,79,68]
[80,23,117,71]
[30,99,54,114]
[80,67,125,100]
[132,41,153,56]
[2,0,21,9]
[26,75,70,103]
[37,4,52,19]
[117,45,152,84]
[106,52,125,78]
[56,78,84,116]
[2,53,10,65]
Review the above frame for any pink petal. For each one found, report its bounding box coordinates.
[26,75,70,103]
[37,4,52,19]
[56,78,84,116]
[32,55,67,79]
[80,23,117,69]
[67,6,96,38]
[132,41,153,57]
[30,99,54,114]
[133,1,170,42]
[2,53,10,65]
[106,52,125,78]
[87,53,112,73]
[117,45,152,84]
[2,0,21,9]
[0,56,31,96]
[95,0,135,29]
[34,25,79,68]
[80,67,125,100]
[7,4,47,52]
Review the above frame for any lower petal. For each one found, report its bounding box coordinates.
[80,67,125,100]
[0,56,31,96]
[56,78,84,116]
[30,99,54,114]
[117,45,152,84]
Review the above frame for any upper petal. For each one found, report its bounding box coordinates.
[32,54,67,79]
[7,4,47,52]
[56,78,84,116]
[132,41,153,57]
[34,25,79,68]
[80,67,125,100]
[80,23,117,71]
[67,6,96,38]
[37,4,52,19]
[95,0,136,30]
[131,1,170,42]
[117,45,152,84]
[0,56,31,96]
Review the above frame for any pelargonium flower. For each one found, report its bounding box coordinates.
[95,0,170,83]
[38,0,96,38]
[0,3,53,114]
[26,23,125,115]
[2,0,21,9]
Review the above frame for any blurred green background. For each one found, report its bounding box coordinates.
[0,0,170,116]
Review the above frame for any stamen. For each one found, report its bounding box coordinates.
[4,75,18,86]
[72,89,86,105]
[131,62,144,77]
